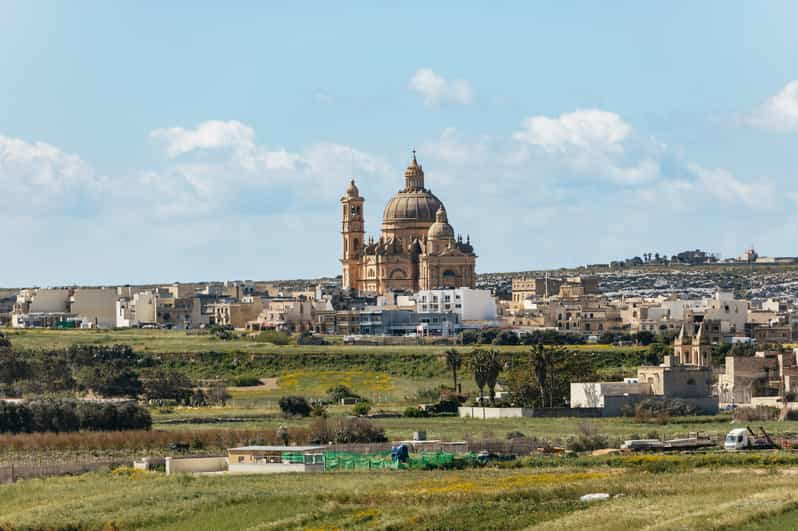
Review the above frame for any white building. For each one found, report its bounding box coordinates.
[413,287,497,322]
[116,291,158,328]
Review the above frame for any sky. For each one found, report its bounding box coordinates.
[3,1,798,286]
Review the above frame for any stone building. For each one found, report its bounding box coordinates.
[341,152,476,295]
[673,321,714,367]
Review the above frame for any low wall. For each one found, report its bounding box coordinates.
[458,407,602,419]
[165,456,228,474]
[228,463,324,474]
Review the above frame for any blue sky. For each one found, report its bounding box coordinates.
[3,1,798,286]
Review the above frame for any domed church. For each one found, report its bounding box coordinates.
[340,151,476,295]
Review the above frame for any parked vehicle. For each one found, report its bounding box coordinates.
[724,426,776,451]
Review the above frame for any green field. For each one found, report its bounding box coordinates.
[2,459,798,530]
[2,327,645,355]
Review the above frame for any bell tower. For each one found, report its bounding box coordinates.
[341,179,365,291]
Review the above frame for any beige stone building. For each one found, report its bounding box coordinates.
[673,322,713,367]
[341,153,476,295]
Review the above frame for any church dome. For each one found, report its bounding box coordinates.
[382,151,444,226]
[383,189,444,224]
[427,206,455,240]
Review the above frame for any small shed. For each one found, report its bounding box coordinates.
[227,445,326,466]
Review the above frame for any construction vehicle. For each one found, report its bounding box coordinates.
[724,426,777,451]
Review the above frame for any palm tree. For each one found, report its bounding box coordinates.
[469,349,489,404]
[445,349,462,392]
[484,349,503,404]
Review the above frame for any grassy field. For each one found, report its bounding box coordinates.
[2,460,798,530]
[149,407,798,443]
[2,327,645,355]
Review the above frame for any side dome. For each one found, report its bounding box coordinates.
[427,207,455,240]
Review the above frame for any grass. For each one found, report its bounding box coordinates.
[3,461,798,529]
[149,411,798,442]
[3,327,645,355]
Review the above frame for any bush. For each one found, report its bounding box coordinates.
[278,395,311,417]
[506,430,526,440]
[230,376,261,387]
[428,398,460,414]
[492,330,519,346]
[627,399,700,422]
[327,384,361,402]
[565,421,610,452]
[308,417,387,444]
[352,401,372,416]
[734,406,779,422]
[254,330,290,345]
[296,331,328,346]
[403,406,429,418]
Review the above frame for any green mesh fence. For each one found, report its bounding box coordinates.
[324,450,480,471]
[280,452,306,464]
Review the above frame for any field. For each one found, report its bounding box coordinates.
[3,458,798,530]
[2,327,646,355]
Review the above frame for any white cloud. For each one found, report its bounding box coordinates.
[750,80,798,131]
[688,164,773,207]
[512,109,631,152]
[424,127,488,163]
[0,135,102,214]
[150,120,256,158]
[408,69,474,106]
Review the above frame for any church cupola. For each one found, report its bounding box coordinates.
[404,149,425,191]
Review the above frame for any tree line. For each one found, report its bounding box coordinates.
[0,399,151,434]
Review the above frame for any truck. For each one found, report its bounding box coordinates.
[724,426,777,451]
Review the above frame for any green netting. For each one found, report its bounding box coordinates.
[324,451,398,471]
[323,450,479,472]
[280,452,306,464]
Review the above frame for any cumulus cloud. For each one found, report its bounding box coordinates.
[0,135,102,214]
[750,80,798,131]
[408,69,474,106]
[512,109,658,186]
[150,120,256,158]
[512,109,631,152]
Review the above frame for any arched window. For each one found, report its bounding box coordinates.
[442,270,457,287]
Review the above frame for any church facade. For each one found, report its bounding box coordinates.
[340,153,476,295]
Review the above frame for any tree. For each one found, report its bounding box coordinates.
[445,349,462,392]
[484,349,503,404]
[278,395,311,417]
[75,365,142,398]
[469,349,503,404]
[469,349,490,404]
[207,382,231,406]
[139,369,193,403]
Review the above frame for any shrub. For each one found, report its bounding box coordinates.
[307,417,386,444]
[411,387,442,403]
[278,395,311,417]
[296,331,328,346]
[230,376,261,387]
[254,330,290,345]
[734,406,779,422]
[565,421,610,452]
[428,398,460,414]
[352,401,371,416]
[333,417,387,443]
[506,430,526,440]
[492,330,519,346]
[327,385,361,402]
[403,406,429,418]
[628,399,700,422]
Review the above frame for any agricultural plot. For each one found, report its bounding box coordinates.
[2,462,798,530]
